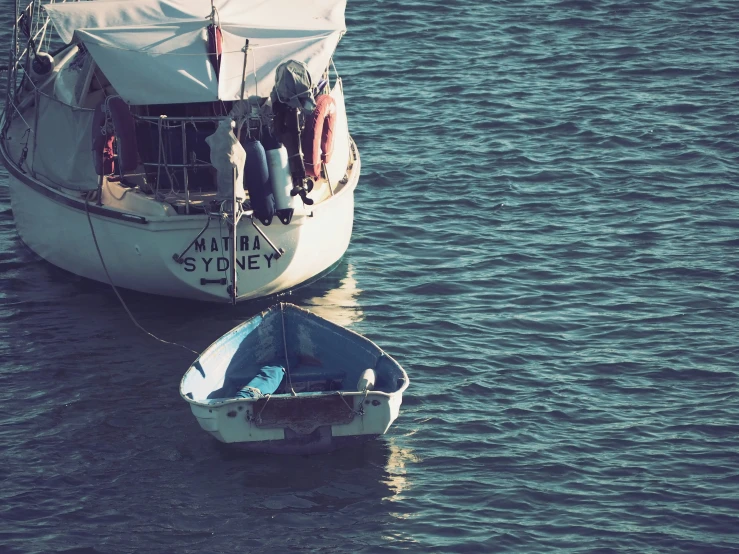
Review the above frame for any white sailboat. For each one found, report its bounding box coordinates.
[1,0,359,303]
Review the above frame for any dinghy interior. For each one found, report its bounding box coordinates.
[180,304,409,453]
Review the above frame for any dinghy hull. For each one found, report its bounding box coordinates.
[188,389,404,454]
[181,304,409,454]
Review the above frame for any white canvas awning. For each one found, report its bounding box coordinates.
[43,0,346,105]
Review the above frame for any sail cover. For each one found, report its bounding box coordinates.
[43,0,346,105]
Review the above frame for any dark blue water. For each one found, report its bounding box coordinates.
[2,1,739,552]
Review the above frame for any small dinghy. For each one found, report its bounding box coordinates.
[180,303,409,454]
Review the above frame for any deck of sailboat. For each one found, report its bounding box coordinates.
[2,95,355,217]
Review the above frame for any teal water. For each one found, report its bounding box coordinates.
[1,1,738,552]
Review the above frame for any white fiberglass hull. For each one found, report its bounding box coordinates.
[180,303,409,454]
[1,22,359,303]
[188,389,404,454]
[4,156,358,303]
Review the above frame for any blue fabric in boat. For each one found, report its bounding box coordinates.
[236,365,285,398]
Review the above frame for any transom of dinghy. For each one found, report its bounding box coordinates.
[249,395,355,434]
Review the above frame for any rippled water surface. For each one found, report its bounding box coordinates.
[2,1,738,552]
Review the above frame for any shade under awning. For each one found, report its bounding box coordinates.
[44,0,346,105]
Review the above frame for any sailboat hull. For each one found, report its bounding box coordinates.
[4,154,358,303]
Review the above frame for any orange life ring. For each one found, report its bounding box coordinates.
[302,94,336,178]
[91,97,138,177]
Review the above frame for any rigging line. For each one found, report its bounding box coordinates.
[92,69,107,99]
[106,184,131,201]
[218,210,227,281]
[84,197,199,357]
[82,33,335,55]
[156,115,163,198]
[9,102,35,134]
[217,200,236,283]
[155,118,180,194]
[254,393,271,424]
[207,0,220,28]
[280,303,297,396]
[252,46,258,98]
[336,388,367,417]
[22,80,95,113]
[30,17,49,49]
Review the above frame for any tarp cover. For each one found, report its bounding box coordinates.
[43,0,346,105]
[33,93,99,191]
[273,60,314,110]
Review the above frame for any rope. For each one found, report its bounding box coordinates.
[337,388,368,417]
[206,1,220,28]
[17,128,30,172]
[254,394,271,424]
[106,185,131,202]
[156,116,163,196]
[9,102,35,134]
[252,47,258,98]
[84,197,199,357]
[80,33,335,55]
[280,303,297,396]
[218,206,229,283]
[157,118,180,194]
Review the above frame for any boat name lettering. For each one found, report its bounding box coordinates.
[182,254,276,273]
[194,236,261,253]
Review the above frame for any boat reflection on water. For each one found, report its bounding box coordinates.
[298,262,364,328]
[205,433,418,535]
[383,437,418,503]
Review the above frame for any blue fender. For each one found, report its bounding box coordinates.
[243,138,275,225]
